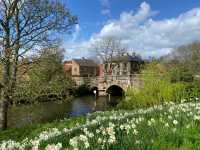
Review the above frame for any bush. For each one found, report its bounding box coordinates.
[167,68,194,83]
[117,78,187,109]
[184,80,200,99]
[117,62,199,110]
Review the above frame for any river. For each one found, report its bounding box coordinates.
[7,96,121,128]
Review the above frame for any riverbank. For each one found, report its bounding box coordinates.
[1,100,200,149]
[0,116,86,142]
[6,96,115,128]
[10,94,73,106]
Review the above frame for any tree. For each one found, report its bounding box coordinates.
[13,46,74,103]
[92,36,127,74]
[0,0,77,130]
[164,42,200,74]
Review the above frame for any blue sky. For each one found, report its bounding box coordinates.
[62,0,200,59]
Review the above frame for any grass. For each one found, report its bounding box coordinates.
[1,99,200,149]
[0,116,86,142]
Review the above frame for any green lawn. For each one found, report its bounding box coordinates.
[1,101,200,150]
[0,116,86,142]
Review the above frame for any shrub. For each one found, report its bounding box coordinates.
[184,80,200,99]
[167,68,194,83]
[118,79,187,109]
[117,62,199,110]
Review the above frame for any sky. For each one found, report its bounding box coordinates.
[61,0,200,59]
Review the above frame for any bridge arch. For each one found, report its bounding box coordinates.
[106,85,125,97]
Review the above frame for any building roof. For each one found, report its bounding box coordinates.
[73,58,98,67]
[106,55,143,63]
[64,60,72,64]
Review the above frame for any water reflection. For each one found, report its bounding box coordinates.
[8,96,122,128]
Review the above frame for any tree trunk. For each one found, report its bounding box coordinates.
[0,100,8,130]
[10,55,18,94]
[11,7,20,94]
[1,24,11,130]
[0,58,10,130]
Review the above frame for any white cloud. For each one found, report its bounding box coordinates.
[64,2,200,59]
[71,24,81,42]
[101,8,111,16]
[99,0,111,17]
[100,0,109,7]
[62,40,91,60]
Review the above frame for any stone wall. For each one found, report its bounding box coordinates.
[73,75,141,96]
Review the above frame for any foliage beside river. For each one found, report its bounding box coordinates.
[12,47,74,104]
[1,98,200,149]
[118,61,200,110]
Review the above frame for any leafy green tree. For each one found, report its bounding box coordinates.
[13,46,74,103]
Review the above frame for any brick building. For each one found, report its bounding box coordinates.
[64,58,99,77]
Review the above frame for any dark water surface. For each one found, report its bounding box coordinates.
[8,96,121,128]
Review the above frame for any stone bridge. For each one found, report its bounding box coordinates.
[72,74,141,96]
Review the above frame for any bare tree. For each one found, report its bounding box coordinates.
[0,0,77,130]
[92,36,127,75]
[166,42,200,73]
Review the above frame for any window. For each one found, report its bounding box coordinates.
[123,63,127,75]
[105,63,108,70]
[124,63,127,69]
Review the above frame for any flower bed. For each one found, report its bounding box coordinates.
[1,99,200,150]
